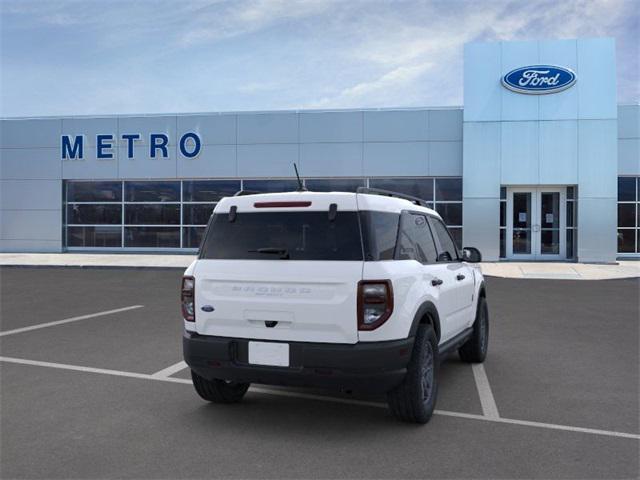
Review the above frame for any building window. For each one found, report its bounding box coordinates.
[64,177,463,250]
[499,187,506,258]
[181,180,240,248]
[617,176,639,254]
[566,186,577,259]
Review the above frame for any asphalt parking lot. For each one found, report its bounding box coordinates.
[1,267,638,479]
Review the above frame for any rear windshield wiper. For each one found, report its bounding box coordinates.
[248,247,290,259]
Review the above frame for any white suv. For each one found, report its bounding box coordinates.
[182,188,488,423]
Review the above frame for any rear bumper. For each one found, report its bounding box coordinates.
[183,331,414,393]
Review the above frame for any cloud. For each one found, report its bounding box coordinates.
[308,62,434,108]
[177,0,336,47]
[0,0,637,116]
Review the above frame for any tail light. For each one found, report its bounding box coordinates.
[181,276,195,322]
[357,280,393,330]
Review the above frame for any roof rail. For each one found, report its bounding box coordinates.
[356,187,430,208]
[233,190,262,196]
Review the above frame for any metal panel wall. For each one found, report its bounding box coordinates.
[617,105,640,176]
[463,38,618,262]
[0,119,62,252]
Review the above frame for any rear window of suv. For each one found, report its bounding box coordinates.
[200,211,364,261]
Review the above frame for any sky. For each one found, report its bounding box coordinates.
[0,0,638,117]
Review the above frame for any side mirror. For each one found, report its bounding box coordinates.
[462,247,482,263]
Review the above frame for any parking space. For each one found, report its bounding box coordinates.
[1,266,638,479]
[0,267,182,331]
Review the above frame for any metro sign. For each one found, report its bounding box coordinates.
[501,65,576,94]
[61,132,202,160]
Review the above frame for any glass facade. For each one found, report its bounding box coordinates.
[617,176,639,254]
[499,187,506,258]
[565,186,577,259]
[64,177,463,250]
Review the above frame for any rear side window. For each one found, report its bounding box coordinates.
[429,217,459,261]
[200,211,363,261]
[397,212,438,263]
[359,211,400,260]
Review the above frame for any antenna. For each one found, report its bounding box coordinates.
[293,163,307,191]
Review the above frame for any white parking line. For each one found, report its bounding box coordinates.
[1,355,638,441]
[472,363,500,418]
[151,361,188,378]
[0,356,190,384]
[0,305,144,337]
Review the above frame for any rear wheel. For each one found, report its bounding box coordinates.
[459,296,489,363]
[191,370,250,403]
[386,324,439,424]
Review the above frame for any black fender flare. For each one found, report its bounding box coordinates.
[408,301,442,342]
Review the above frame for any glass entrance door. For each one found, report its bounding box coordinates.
[506,187,566,260]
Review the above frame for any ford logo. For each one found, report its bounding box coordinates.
[502,65,576,94]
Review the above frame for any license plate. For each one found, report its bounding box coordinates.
[248,341,290,367]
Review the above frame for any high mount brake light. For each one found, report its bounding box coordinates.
[253,201,312,208]
[357,280,394,331]
[181,276,195,322]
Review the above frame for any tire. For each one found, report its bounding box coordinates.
[191,370,250,404]
[459,296,489,363]
[386,324,439,424]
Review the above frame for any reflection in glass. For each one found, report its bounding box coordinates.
[617,204,636,228]
[125,181,180,202]
[435,178,462,201]
[618,177,636,201]
[243,179,299,193]
[125,204,180,225]
[540,192,559,228]
[566,201,574,228]
[566,230,574,259]
[448,227,463,250]
[183,227,206,249]
[541,229,560,254]
[512,192,532,254]
[67,204,121,225]
[67,181,122,202]
[305,178,365,192]
[67,227,121,247]
[369,178,434,201]
[183,180,240,202]
[500,202,506,227]
[124,227,180,248]
[513,193,531,228]
[617,229,635,253]
[512,229,531,254]
[183,204,216,225]
[499,229,506,258]
[435,203,462,226]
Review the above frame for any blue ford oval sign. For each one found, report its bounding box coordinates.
[502,65,576,94]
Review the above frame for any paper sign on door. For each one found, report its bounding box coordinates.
[545,213,554,224]
[518,212,527,222]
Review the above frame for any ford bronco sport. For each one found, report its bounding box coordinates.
[182,188,488,423]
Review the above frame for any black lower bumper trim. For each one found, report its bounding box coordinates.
[183,332,414,393]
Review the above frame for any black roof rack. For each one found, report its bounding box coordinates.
[356,187,430,208]
[233,190,262,196]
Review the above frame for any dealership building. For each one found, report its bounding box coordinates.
[1,37,639,262]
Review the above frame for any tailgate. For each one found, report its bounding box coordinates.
[194,260,362,344]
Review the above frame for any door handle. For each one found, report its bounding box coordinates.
[456,274,466,281]
[431,278,443,286]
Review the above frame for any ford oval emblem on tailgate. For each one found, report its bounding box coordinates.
[201,305,214,312]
